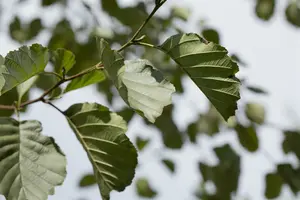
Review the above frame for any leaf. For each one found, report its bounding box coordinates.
[159,33,240,120]
[0,118,67,200]
[245,102,265,124]
[147,105,183,149]
[35,73,62,99]
[1,44,49,96]
[64,70,106,93]
[255,0,275,21]
[285,1,300,27]
[171,6,190,21]
[16,76,38,105]
[246,86,268,94]
[64,103,138,200]
[265,173,283,199]
[234,124,259,152]
[198,144,240,199]
[162,159,175,173]
[79,173,97,188]
[202,28,220,44]
[277,163,300,194]
[9,17,43,43]
[98,39,175,123]
[116,108,135,124]
[282,131,300,159]
[135,178,157,198]
[42,0,67,6]
[51,48,76,75]
[135,136,150,151]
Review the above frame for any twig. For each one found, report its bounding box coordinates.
[117,0,167,52]
[43,99,64,115]
[0,63,103,110]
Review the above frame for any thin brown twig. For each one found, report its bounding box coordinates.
[0,63,103,110]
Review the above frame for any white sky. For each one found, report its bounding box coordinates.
[1,0,300,200]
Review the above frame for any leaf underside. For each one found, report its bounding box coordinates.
[0,118,67,200]
[97,38,175,123]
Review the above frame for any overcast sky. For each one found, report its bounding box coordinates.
[1,0,300,200]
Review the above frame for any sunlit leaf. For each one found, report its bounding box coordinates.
[159,33,240,120]
[16,76,38,104]
[0,44,49,96]
[51,48,76,75]
[64,103,138,200]
[0,118,67,200]
[98,39,175,123]
[64,70,106,93]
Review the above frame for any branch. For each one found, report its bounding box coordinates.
[0,63,103,110]
[118,0,167,52]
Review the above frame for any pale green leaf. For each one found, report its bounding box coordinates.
[64,103,138,200]
[0,118,67,200]
[0,55,5,91]
[159,33,240,120]
[285,1,300,27]
[245,102,265,124]
[52,48,76,75]
[1,44,49,96]
[16,76,38,104]
[98,39,175,123]
[64,70,106,93]
[171,6,190,21]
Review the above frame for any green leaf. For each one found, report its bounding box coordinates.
[42,0,67,6]
[246,85,268,94]
[285,1,300,27]
[199,144,240,199]
[116,108,135,124]
[64,103,138,200]
[255,0,275,21]
[245,102,265,124]
[171,6,190,21]
[16,76,38,105]
[282,131,300,160]
[35,73,62,99]
[159,33,240,120]
[234,124,259,152]
[79,173,97,188]
[98,39,175,123]
[135,136,150,151]
[277,164,300,194]
[162,159,175,173]
[265,173,283,199]
[0,118,67,200]
[136,178,157,198]
[64,70,106,93]
[51,48,76,75]
[1,44,49,96]
[202,28,220,44]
